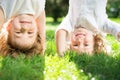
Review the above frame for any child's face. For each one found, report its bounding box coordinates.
[71,27,94,54]
[8,14,38,50]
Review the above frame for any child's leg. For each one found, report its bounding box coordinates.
[76,14,99,33]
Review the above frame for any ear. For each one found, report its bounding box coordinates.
[7,20,12,32]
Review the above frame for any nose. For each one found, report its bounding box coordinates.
[77,37,84,43]
[75,44,84,53]
[77,38,85,52]
[21,25,29,32]
[78,43,84,50]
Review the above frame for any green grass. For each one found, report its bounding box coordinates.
[0,55,45,80]
[110,18,120,23]
[0,18,120,80]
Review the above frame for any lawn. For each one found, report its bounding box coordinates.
[0,18,120,80]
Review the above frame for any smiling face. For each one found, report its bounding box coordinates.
[71,27,94,54]
[7,14,38,50]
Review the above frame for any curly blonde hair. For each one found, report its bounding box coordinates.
[93,34,108,54]
[0,25,44,57]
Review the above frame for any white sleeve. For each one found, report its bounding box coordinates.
[55,15,72,34]
[102,19,120,40]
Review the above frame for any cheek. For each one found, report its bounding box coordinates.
[12,19,21,29]
[85,48,94,54]
[86,34,94,40]
[71,33,76,42]
[35,27,38,33]
[12,22,19,28]
[31,35,37,42]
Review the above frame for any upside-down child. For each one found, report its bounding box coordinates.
[55,0,120,57]
[0,0,46,56]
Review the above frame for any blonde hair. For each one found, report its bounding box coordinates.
[0,23,44,57]
[93,34,108,54]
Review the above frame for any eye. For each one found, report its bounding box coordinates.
[15,31,21,34]
[84,44,89,47]
[74,44,78,46]
[28,32,33,34]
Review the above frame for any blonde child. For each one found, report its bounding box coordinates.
[0,0,46,56]
[55,0,120,57]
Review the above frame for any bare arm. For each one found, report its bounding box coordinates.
[36,10,46,54]
[0,7,5,30]
[102,19,120,41]
[56,29,68,57]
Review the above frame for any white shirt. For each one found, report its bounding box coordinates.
[0,0,45,20]
[56,0,120,41]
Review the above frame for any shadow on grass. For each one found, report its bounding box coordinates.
[0,54,45,80]
[67,52,120,80]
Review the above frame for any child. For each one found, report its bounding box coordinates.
[55,0,120,57]
[0,0,46,56]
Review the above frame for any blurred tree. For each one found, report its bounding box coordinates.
[107,0,120,18]
[46,0,69,22]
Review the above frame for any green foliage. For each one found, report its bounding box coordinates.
[45,55,81,80]
[107,0,120,18]
[110,18,120,23]
[0,55,45,80]
[46,0,69,22]
[71,53,120,80]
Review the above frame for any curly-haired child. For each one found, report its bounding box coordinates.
[55,0,120,57]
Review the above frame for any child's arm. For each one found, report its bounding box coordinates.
[55,14,72,57]
[36,10,46,54]
[56,29,68,57]
[102,19,120,41]
[0,8,5,30]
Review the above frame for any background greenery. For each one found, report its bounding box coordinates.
[46,0,120,22]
